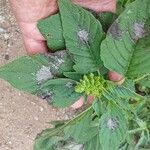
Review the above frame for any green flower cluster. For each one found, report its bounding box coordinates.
[75,73,106,97]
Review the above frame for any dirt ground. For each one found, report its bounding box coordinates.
[0,0,76,150]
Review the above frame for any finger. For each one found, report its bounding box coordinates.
[73,0,116,13]
[71,97,84,109]
[23,36,48,55]
[19,22,49,54]
[108,71,123,81]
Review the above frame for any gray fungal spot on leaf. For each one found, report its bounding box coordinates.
[45,51,66,70]
[65,82,74,88]
[106,117,119,131]
[77,29,89,44]
[54,50,66,58]
[50,57,65,70]
[36,65,53,84]
[38,90,54,101]
[133,22,147,41]
[108,21,122,40]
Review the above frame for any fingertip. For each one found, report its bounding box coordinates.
[71,97,84,109]
[87,95,94,104]
[108,71,123,81]
[23,37,48,55]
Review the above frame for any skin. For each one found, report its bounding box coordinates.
[10,0,123,108]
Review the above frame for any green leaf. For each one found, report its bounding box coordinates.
[37,14,65,51]
[40,78,81,107]
[92,98,105,117]
[34,130,63,150]
[99,102,127,150]
[58,0,104,74]
[103,80,144,101]
[138,75,150,88]
[84,135,102,150]
[45,50,75,76]
[64,109,98,143]
[0,54,50,94]
[0,50,74,95]
[63,72,83,81]
[34,107,93,149]
[101,0,150,78]
[97,12,117,32]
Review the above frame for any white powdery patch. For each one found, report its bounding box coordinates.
[77,29,89,44]
[54,50,66,58]
[65,82,73,88]
[36,66,53,84]
[106,117,119,131]
[133,22,147,40]
[40,90,54,100]
[49,57,65,70]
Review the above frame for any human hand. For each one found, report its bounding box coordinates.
[10,0,116,54]
[10,0,122,108]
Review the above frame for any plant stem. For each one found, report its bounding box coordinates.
[40,106,93,139]
[134,74,149,82]
[128,128,143,134]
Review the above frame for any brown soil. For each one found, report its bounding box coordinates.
[0,1,76,150]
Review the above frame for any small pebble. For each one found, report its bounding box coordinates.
[4,54,9,60]
[0,27,6,33]
[34,117,39,121]
[3,33,9,39]
[0,15,5,23]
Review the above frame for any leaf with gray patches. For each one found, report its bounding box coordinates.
[99,101,127,150]
[58,0,104,74]
[0,50,74,96]
[0,54,50,94]
[44,50,75,77]
[40,78,81,107]
[101,0,150,79]
[108,21,123,40]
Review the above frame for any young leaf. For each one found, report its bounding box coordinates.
[37,14,65,51]
[58,0,104,74]
[40,78,81,107]
[101,0,150,79]
[103,80,145,101]
[99,102,127,150]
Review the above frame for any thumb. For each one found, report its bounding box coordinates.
[108,71,124,82]
[19,21,48,55]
